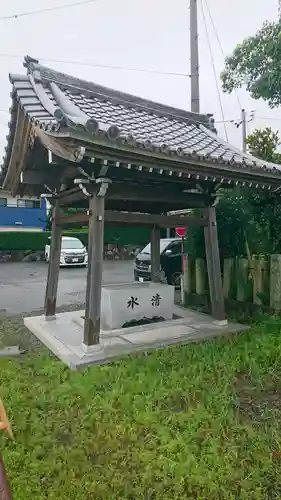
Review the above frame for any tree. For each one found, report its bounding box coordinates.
[221,20,281,107]
[247,128,281,163]
[219,127,281,256]
[188,128,281,258]
[246,128,281,253]
[186,190,263,260]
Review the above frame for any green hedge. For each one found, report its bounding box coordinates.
[0,231,50,252]
[0,227,165,252]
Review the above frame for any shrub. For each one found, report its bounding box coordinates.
[0,231,50,252]
[0,227,159,252]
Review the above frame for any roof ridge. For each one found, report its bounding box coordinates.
[23,55,213,128]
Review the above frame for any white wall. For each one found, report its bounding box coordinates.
[0,227,42,232]
[0,190,41,207]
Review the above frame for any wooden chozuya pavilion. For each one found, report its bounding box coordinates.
[2,55,281,350]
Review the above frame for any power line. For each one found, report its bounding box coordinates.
[216,119,235,124]
[199,0,228,141]
[0,52,189,77]
[217,113,281,127]
[203,0,242,112]
[0,0,100,20]
[255,115,281,122]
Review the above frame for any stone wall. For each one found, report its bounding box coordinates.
[0,250,45,263]
[0,244,139,263]
[104,244,139,261]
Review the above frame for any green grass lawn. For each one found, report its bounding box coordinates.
[1,315,281,499]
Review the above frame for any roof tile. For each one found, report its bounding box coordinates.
[2,56,281,182]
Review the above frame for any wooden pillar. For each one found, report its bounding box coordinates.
[166,212,170,238]
[44,201,62,318]
[83,193,105,348]
[270,254,281,310]
[151,226,161,282]
[204,205,226,321]
[0,457,12,499]
[84,197,94,339]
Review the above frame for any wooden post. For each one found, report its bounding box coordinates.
[236,258,249,302]
[83,193,105,348]
[183,255,192,306]
[84,196,94,340]
[44,201,62,318]
[270,254,281,310]
[151,226,161,282]
[0,457,12,499]
[204,206,226,321]
[223,258,234,298]
[195,258,206,295]
[252,256,267,305]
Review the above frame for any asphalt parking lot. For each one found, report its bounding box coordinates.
[0,260,134,315]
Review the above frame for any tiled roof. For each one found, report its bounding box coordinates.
[2,55,281,181]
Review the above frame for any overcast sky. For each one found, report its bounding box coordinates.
[0,0,279,159]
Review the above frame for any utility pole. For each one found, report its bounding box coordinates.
[190,0,200,113]
[241,109,247,153]
[167,0,199,238]
[232,109,254,152]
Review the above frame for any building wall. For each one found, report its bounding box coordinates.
[0,190,47,231]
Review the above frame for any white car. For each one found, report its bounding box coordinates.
[45,236,88,267]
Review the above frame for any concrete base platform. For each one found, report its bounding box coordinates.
[24,306,248,369]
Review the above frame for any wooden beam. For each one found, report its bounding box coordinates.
[61,192,208,212]
[107,184,208,207]
[204,205,226,321]
[57,210,207,228]
[151,227,161,282]
[58,187,85,204]
[56,211,87,225]
[3,107,24,191]
[44,201,62,318]
[34,126,86,164]
[12,119,32,196]
[49,183,208,209]
[48,187,88,206]
[20,164,77,185]
[83,193,105,347]
[107,164,197,187]
[30,130,281,187]
[107,211,208,228]
[21,169,50,185]
[81,142,281,186]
